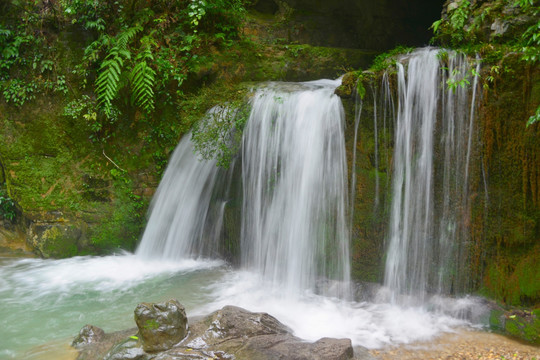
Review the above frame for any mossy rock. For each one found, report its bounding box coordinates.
[335,72,357,98]
[27,222,84,258]
[489,308,540,345]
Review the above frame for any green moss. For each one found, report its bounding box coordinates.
[489,309,504,330]
[89,175,146,253]
[38,226,79,259]
[504,313,540,344]
[516,251,540,300]
[490,309,540,345]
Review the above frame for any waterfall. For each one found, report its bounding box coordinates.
[135,135,230,260]
[241,80,350,296]
[137,79,350,297]
[383,48,480,302]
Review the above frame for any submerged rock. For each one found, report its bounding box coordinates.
[75,300,370,360]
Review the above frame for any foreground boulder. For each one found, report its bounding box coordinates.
[73,299,373,360]
[134,299,188,352]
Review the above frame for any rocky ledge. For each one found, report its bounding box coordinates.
[72,299,375,360]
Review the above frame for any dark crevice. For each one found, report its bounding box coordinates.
[250,0,446,50]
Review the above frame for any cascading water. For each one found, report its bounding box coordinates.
[383,48,480,302]
[241,80,350,296]
[137,79,350,296]
[135,129,229,260]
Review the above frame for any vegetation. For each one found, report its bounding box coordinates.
[430,0,539,125]
[0,0,250,256]
[191,94,251,168]
[0,0,373,256]
[0,188,16,221]
[0,0,248,127]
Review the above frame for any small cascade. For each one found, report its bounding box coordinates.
[383,48,480,302]
[136,118,234,260]
[349,85,362,230]
[378,72,395,201]
[241,80,350,296]
[137,79,350,297]
[371,85,380,209]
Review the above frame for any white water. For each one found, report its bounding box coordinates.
[135,133,223,260]
[241,80,350,296]
[384,48,480,301]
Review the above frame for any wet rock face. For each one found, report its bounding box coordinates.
[104,338,149,360]
[134,299,188,352]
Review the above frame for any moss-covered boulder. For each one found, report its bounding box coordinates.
[134,299,189,353]
[26,215,87,258]
[490,308,540,345]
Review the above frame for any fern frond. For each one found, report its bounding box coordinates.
[129,36,156,113]
[116,25,142,51]
[96,48,126,117]
[94,26,141,117]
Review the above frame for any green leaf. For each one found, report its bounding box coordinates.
[431,20,442,34]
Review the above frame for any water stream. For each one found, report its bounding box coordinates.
[383,48,480,302]
[0,51,489,359]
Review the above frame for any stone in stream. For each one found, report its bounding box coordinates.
[134,299,188,352]
[76,300,372,360]
[72,324,106,347]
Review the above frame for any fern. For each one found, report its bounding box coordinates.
[95,26,142,117]
[116,25,142,51]
[96,48,128,116]
[130,36,156,113]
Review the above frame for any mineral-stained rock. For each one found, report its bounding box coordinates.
[134,299,188,352]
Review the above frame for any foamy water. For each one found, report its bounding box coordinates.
[0,254,488,359]
[199,270,483,349]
